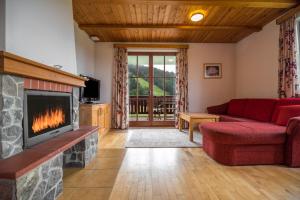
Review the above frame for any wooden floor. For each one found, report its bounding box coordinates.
[59,129,300,200]
[58,130,127,200]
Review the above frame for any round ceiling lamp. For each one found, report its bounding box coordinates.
[190,10,206,22]
[190,13,204,22]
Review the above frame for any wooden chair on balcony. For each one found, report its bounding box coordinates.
[153,99,176,120]
[153,101,163,120]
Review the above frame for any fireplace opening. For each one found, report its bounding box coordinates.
[24,90,73,148]
[32,107,66,134]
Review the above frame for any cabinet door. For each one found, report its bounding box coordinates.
[98,106,105,128]
[80,107,93,126]
[91,108,100,126]
[104,105,110,129]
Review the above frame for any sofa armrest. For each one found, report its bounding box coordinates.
[207,103,229,115]
[285,117,300,167]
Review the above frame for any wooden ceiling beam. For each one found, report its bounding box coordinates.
[79,24,262,32]
[78,0,299,8]
[114,43,189,49]
[276,4,300,24]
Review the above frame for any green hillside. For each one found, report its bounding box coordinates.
[129,64,175,96]
[129,78,170,96]
[139,78,169,96]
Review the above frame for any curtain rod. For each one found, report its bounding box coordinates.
[276,5,300,24]
[113,44,189,49]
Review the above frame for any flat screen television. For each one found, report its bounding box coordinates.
[80,75,100,103]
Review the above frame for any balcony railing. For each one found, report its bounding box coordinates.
[129,96,176,120]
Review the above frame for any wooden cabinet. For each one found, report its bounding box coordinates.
[79,104,111,136]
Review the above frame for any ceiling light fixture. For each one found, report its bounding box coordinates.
[190,13,204,22]
[90,36,100,42]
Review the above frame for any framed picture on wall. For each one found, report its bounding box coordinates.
[203,63,222,79]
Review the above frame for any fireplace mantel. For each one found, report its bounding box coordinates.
[0,51,86,87]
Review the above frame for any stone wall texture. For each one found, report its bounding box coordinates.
[63,131,98,167]
[0,153,63,200]
[72,88,79,130]
[0,75,24,159]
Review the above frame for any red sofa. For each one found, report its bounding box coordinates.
[199,98,300,167]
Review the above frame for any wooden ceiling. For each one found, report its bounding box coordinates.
[73,0,299,43]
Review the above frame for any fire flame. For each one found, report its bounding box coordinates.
[32,107,65,133]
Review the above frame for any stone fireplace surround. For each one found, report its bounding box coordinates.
[0,51,99,200]
[0,75,76,159]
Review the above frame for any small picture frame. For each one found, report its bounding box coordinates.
[204,63,222,79]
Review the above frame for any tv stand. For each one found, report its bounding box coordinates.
[79,104,111,136]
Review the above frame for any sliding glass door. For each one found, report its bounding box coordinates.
[128,52,176,127]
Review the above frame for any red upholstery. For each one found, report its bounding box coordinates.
[285,117,300,167]
[202,98,300,167]
[218,115,255,122]
[243,99,277,122]
[224,99,277,122]
[201,122,286,166]
[207,103,228,115]
[272,98,300,122]
[203,135,285,166]
[275,105,300,126]
[201,122,286,145]
[227,99,247,117]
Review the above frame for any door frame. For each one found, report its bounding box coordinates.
[128,52,176,127]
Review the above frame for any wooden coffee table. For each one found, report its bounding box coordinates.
[178,112,220,142]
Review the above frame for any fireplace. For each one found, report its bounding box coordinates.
[23,90,73,147]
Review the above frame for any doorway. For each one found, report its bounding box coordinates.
[128,52,176,127]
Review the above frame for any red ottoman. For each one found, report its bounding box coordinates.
[200,122,286,166]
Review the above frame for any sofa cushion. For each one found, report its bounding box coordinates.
[243,99,277,122]
[200,122,286,145]
[275,105,300,126]
[219,115,256,122]
[207,103,229,115]
[227,99,248,117]
[272,98,300,122]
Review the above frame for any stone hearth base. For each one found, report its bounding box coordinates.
[0,154,63,200]
[63,131,98,167]
[0,130,98,200]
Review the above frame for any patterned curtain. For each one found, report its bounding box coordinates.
[175,48,189,128]
[112,48,129,129]
[279,15,299,98]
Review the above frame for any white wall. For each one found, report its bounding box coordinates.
[235,21,279,98]
[94,23,279,110]
[5,0,77,74]
[92,22,280,109]
[188,44,236,112]
[0,0,5,50]
[94,43,236,110]
[74,23,95,76]
[95,43,114,103]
